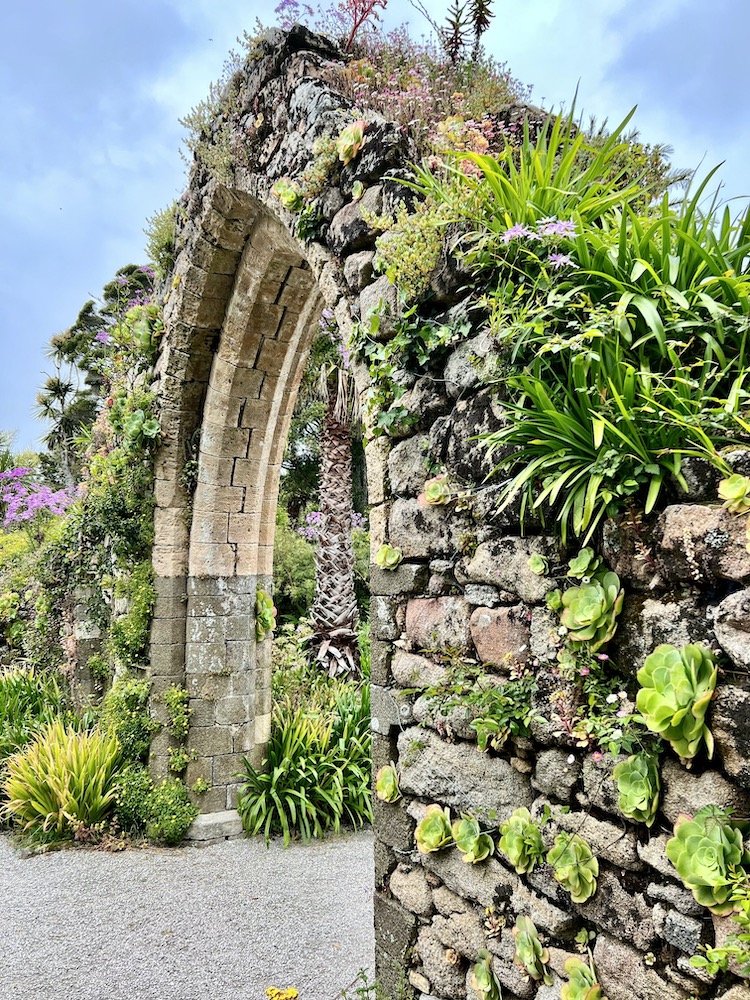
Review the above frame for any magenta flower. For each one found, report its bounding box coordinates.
[0,468,78,526]
[500,223,534,243]
[95,330,111,344]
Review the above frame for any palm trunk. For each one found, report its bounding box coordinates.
[309,399,360,678]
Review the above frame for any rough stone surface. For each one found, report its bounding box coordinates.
[392,650,449,690]
[420,850,515,909]
[415,927,467,998]
[552,810,642,871]
[712,685,750,787]
[663,908,704,954]
[660,758,750,823]
[657,504,750,583]
[430,909,487,962]
[714,589,750,671]
[398,727,533,824]
[532,750,581,803]
[646,881,704,917]
[389,497,468,560]
[465,538,558,603]
[612,594,715,673]
[470,605,530,671]
[594,934,688,1000]
[572,871,655,950]
[389,865,434,917]
[388,435,430,497]
[405,597,472,653]
[443,333,495,399]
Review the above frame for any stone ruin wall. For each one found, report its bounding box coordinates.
[143,27,750,1000]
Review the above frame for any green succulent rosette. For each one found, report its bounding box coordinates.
[375,544,403,570]
[255,589,277,641]
[612,752,661,827]
[452,814,494,864]
[547,833,599,903]
[471,951,502,999]
[666,808,747,914]
[635,643,717,764]
[560,572,623,650]
[561,957,607,1000]
[415,804,453,854]
[498,807,545,874]
[512,915,552,985]
[271,178,303,212]
[719,474,750,513]
[567,547,602,580]
[375,764,401,803]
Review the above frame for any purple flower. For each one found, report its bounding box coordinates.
[95,330,111,344]
[548,253,576,270]
[500,223,534,244]
[538,218,577,238]
[0,469,77,526]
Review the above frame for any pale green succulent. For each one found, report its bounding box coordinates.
[375,764,401,803]
[719,474,750,513]
[512,915,553,985]
[255,589,276,641]
[452,814,494,864]
[420,474,453,506]
[271,178,304,212]
[561,956,607,1000]
[498,807,546,874]
[612,752,661,827]
[547,833,599,903]
[666,807,747,915]
[374,544,403,570]
[546,588,563,612]
[560,572,623,650]
[567,547,602,580]
[336,119,367,164]
[528,553,549,576]
[415,804,453,854]
[471,951,502,999]
[636,643,717,764]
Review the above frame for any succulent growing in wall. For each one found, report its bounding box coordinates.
[471,950,502,999]
[452,814,495,864]
[498,807,546,874]
[336,120,367,165]
[612,752,661,827]
[635,643,718,765]
[547,833,599,903]
[415,804,453,854]
[375,763,401,803]
[560,572,623,650]
[255,590,277,642]
[512,915,553,985]
[567,547,602,580]
[418,473,453,506]
[528,553,549,576]
[271,178,304,212]
[561,956,608,1000]
[374,543,403,570]
[666,807,748,914]
[719,474,750,513]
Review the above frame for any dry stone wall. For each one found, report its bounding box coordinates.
[148,26,750,1000]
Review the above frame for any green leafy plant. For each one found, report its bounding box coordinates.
[528,553,549,575]
[0,665,66,767]
[256,589,277,641]
[375,763,401,803]
[548,832,599,903]
[272,178,304,212]
[419,474,454,506]
[374,544,403,570]
[415,804,453,854]
[471,950,502,999]
[100,674,158,763]
[691,875,750,978]
[163,684,192,741]
[513,915,553,985]
[666,806,748,914]
[144,778,198,845]
[113,762,154,833]
[1,720,121,841]
[336,120,367,164]
[560,572,623,650]
[498,806,546,874]
[612,751,661,826]
[567,547,602,580]
[636,643,718,765]
[719,474,750,513]
[452,814,494,864]
[561,955,608,1000]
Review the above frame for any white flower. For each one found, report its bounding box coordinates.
[567,754,576,764]
[611,728,623,740]
[605,693,618,704]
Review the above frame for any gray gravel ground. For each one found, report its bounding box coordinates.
[0,829,374,1000]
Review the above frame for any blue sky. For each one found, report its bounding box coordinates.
[1,0,748,452]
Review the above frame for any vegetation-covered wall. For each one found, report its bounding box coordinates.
[149,23,750,1000]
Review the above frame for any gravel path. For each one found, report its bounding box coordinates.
[0,829,375,1000]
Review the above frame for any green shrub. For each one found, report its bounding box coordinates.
[1,720,121,841]
[145,778,198,845]
[163,684,191,740]
[113,762,153,832]
[273,515,315,621]
[108,560,156,668]
[100,674,158,763]
[0,665,66,767]
[238,680,371,845]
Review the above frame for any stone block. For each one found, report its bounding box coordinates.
[553,810,641,870]
[420,849,514,910]
[657,504,750,583]
[465,538,558,603]
[532,750,581,803]
[372,797,414,852]
[374,892,418,963]
[388,435,430,497]
[470,605,530,670]
[594,934,687,1000]
[370,595,401,641]
[371,684,412,734]
[415,927,467,997]
[389,865,433,917]
[405,597,472,653]
[398,727,533,825]
[185,809,243,841]
[212,752,248,785]
[430,909,486,962]
[510,883,578,939]
[663,908,704,954]
[392,651,449,691]
[185,641,227,675]
[712,684,750,787]
[389,497,467,560]
[188,726,234,756]
[215,696,250,726]
[573,871,654,951]
[370,638,394,686]
[645,881,703,917]
[661,758,750,823]
[147,643,186,677]
[370,562,430,598]
[714,589,750,671]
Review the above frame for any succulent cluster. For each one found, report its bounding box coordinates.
[418,474,454,506]
[719,473,750,513]
[471,951,502,999]
[567,547,602,579]
[559,571,623,650]
[415,804,453,854]
[548,833,599,903]
[255,590,277,642]
[561,956,608,1000]
[636,643,717,764]
[335,120,367,165]
[374,544,403,570]
[271,178,303,213]
[666,807,748,914]
[498,807,546,874]
[612,752,661,827]
[452,814,495,864]
[375,764,401,803]
[513,915,553,985]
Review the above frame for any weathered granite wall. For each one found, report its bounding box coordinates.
[149,25,750,1000]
